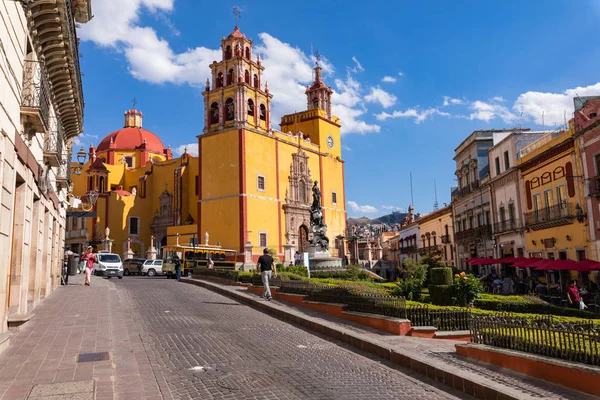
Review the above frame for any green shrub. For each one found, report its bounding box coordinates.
[453,272,483,306]
[390,278,423,301]
[276,272,305,281]
[400,258,428,283]
[278,265,309,277]
[429,284,454,306]
[473,296,600,319]
[430,267,453,285]
[310,265,377,282]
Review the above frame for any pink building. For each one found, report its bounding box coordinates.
[574,96,600,261]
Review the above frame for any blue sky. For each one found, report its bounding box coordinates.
[77,0,600,218]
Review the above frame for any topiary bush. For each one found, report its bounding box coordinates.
[390,278,423,301]
[428,267,454,306]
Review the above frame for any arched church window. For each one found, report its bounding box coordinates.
[88,176,94,191]
[225,98,234,121]
[98,176,105,193]
[312,98,319,109]
[245,47,251,60]
[209,102,219,125]
[244,70,250,84]
[260,104,266,121]
[299,181,306,203]
[253,74,259,89]
[225,45,232,60]
[227,69,234,85]
[247,99,254,116]
[216,72,223,88]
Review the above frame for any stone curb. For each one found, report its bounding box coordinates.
[181,277,525,400]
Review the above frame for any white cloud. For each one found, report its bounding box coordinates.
[398,72,404,77]
[381,76,397,83]
[469,100,517,123]
[348,201,378,214]
[376,107,450,124]
[364,86,397,108]
[381,205,402,211]
[72,133,99,148]
[492,96,505,102]
[350,56,364,72]
[173,143,198,157]
[342,144,351,152]
[513,82,600,126]
[443,96,465,106]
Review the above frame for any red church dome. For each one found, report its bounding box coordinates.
[96,109,165,154]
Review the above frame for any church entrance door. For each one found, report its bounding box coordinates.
[299,225,309,253]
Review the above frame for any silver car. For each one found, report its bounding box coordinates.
[141,259,165,277]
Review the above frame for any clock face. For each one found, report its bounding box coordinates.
[327,135,334,149]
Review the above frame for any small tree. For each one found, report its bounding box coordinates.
[400,258,428,283]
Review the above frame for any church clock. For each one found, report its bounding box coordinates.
[327,135,334,149]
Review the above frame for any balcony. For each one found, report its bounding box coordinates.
[21,59,50,133]
[524,203,577,231]
[56,147,71,188]
[400,245,417,255]
[43,117,64,168]
[493,219,523,235]
[419,245,442,256]
[454,224,492,243]
[589,177,600,198]
[66,229,89,240]
[441,234,451,244]
[451,180,481,200]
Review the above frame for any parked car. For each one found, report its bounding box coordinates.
[123,258,145,276]
[141,259,169,277]
[94,253,124,279]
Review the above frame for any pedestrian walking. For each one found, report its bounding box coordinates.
[80,246,97,286]
[174,255,182,281]
[294,251,302,266]
[208,258,214,269]
[567,279,581,309]
[256,248,277,300]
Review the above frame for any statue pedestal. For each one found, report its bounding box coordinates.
[309,245,344,272]
[123,249,134,260]
[146,246,157,260]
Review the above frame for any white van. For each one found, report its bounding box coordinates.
[94,253,124,279]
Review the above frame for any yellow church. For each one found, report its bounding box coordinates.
[67,24,347,265]
[198,25,347,262]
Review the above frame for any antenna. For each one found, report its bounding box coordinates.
[542,110,544,129]
[132,98,137,109]
[433,179,439,211]
[410,172,414,208]
[314,49,321,67]
[564,110,567,129]
[310,43,314,80]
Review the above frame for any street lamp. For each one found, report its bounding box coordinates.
[70,147,88,176]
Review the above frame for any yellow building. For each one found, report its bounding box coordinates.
[198,26,347,262]
[518,123,590,267]
[67,109,198,258]
[417,205,455,266]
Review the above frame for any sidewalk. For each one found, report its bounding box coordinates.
[181,277,596,400]
[0,274,162,400]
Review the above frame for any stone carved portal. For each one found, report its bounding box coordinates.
[151,188,174,255]
[283,150,312,253]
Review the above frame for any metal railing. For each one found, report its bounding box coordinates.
[452,180,481,200]
[441,234,451,244]
[524,203,576,227]
[57,146,71,183]
[493,219,522,234]
[44,117,64,165]
[418,245,442,256]
[588,177,600,198]
[400,245,417,254]
[408,305,471,331]
[64,0,84,123]
[454,225,492,242]
[470,314,600,366]
[21,59,50,131]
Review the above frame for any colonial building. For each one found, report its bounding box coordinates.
[452,130,502,270]
[198,26,346,262]
[574,96,600,262]
[488,130,549,274]
[398,205,420,263]
[0,0,92,332]
[518,123,589,263]
[417,205,454,266]
[68,109,198,259]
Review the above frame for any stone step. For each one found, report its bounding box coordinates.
[7,313,34,331]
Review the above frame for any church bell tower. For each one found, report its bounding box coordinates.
[306,65,333,120]
[202,25,273,134]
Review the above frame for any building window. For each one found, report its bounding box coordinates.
[499,206,505,222]
[257,174,265,192]
[209,102,219,124]
[88,176,94,191]
[129,217,140,235]
[216,72,224,88]
[495,157,501,175]
[504,151,510,170]
[225,98,234,121]
[225,45,232,60]
[556,185,566,207]
[247,99,254,116]
[227,69,234,85]
[245,47,251,60]
[71,217,78,230]
[124,157,133,168]
[254,74,259,89]
[332,191,337,205]
[485,211,490,226]
[98,176,105,193]
[259,232,267,248]
[577,249,587,261]
[260,104,266,121]
[508,203,515,221]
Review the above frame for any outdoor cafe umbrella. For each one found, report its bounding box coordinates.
[535,259,577,271]
[513,257,542,268]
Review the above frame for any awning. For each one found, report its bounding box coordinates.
[513,257,542,268]
[536,259,577,271]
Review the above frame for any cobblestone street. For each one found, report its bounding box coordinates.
[0,275,468,400]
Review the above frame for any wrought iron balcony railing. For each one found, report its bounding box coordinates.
[441,234,451,244]
[524,203,577,231]
[589,177,600,198]
[400,245,418,254]
[451,180,481,200]
[44,117,64,167]
[56,146,71,187]
[21,59,50,132]
[418,245,442,256]
[454,224,492,242]
[65,0,84,124]
[493,219,523,234]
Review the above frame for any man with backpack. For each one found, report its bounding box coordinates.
[256,248,277,300]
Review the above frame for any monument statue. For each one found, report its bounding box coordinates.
[310,181,329,251]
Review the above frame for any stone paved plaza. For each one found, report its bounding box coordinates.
[0,274,468,400]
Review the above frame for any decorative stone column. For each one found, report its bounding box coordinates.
[242,241,253,271]
[283,243,294,265]
[146,235,157,260]
[204,231,209,245]
[123,237,134,260]
[375,242,383,261]
[366,242,373,267]
[103,227,113,253]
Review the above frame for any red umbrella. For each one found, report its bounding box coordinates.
[513,257,542,268]
[473,258,498,265]
[536,259,577,271]
[577,259,600,271]
[530,259,555,269]
[466,258,479,263]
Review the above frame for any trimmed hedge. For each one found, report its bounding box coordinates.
[473,296,600,319]
[430,267,453,285]
[429,284,454,306]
